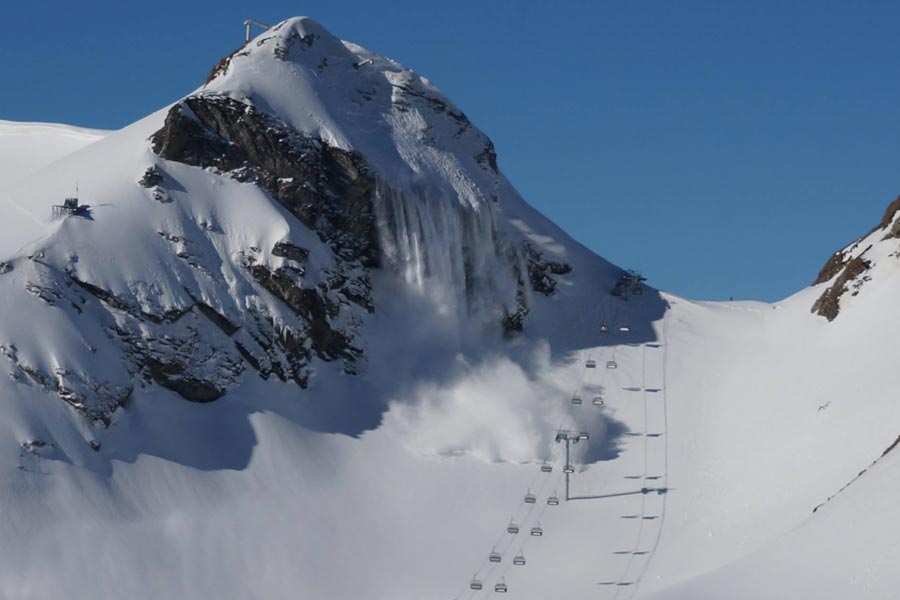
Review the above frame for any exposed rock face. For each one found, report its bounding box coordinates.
[272,241,310,264]
[2,342,132,426]
[499,241,572,334]
[14,256,249,409]
[811,256,872,321]
[811,194,900,320]
[138,166,164,188]
[877,196,900,240]
[151,94,378,266]
[523,241,572,296]
[147,94,377,391]
[247,263,360,363]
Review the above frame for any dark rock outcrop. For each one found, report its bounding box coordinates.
[811,256,872,321]
[2,342,132,425]
[149,94,374,389]
[143,357,225,402]
[523,241,572,296]
[138,167,164,188]
[151,94,378,266]
[272,241,310,264]
[811,194,900,320]
[812,250,848,286]
[248,264,359,363]
[877,196,900,240]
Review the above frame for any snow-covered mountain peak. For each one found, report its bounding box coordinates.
[0,15,615,436]
[5,16,900,600]
[204,17,498,194]
[176,16,593,329]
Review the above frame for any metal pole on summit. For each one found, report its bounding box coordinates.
[244,19,271,43]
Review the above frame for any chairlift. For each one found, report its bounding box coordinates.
[577,431,590,441]
[571,395,582,405]
[600,323,609,332]
[513,553,526,566]
[564,464,575,474]
[470,577,483,590]
[524,491,536,504]
[585,359,597,369]
[606,360,618,369]
[530,523,543,536]
[489,550,502,562]
[592,395,604,406]
[619,325,630,332]
[555,431,569,442]
[494,578,508,593]
[507,521,520,534]
[540,463,553,473]
[547,494,560,506]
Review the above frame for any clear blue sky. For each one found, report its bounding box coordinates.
[4,1,900,301]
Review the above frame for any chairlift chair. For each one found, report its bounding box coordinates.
[607,360,618,369]
[585,359,597,369]
[571,395,582,405]
[619,325,630,332]
[530,523,543,536]
[547,494,560,505]
[494,578,509,593]
[600,323,609,332]
[593,395,604,406]
[577,431,590,441]
[513,553,526,566]
[564,464,575,474]
[507,521,520,534]
[470,577,483,590]
[555,431,569,442]
[540,463,553,473]
[489,550,502,562]
[524,491,536,504]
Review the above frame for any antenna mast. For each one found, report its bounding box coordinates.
[244,19,271,43]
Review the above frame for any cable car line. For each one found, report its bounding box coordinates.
[626,310,672,599]
[460,289,634,597]
[488,304,624,592]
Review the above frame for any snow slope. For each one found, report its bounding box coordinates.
[0,120,108,185]
[0,120,109,261]
[1,16,900,600]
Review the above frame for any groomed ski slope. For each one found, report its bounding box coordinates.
[1,16,899,600]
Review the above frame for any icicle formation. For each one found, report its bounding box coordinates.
[374,180,524,323]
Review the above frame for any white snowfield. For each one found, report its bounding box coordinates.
[1,17,900,600]
[0,120,108,186]
[0,120,108,260]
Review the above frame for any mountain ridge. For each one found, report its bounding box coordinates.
[0,15,899,600]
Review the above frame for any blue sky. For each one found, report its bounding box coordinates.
[4,1,899,301]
